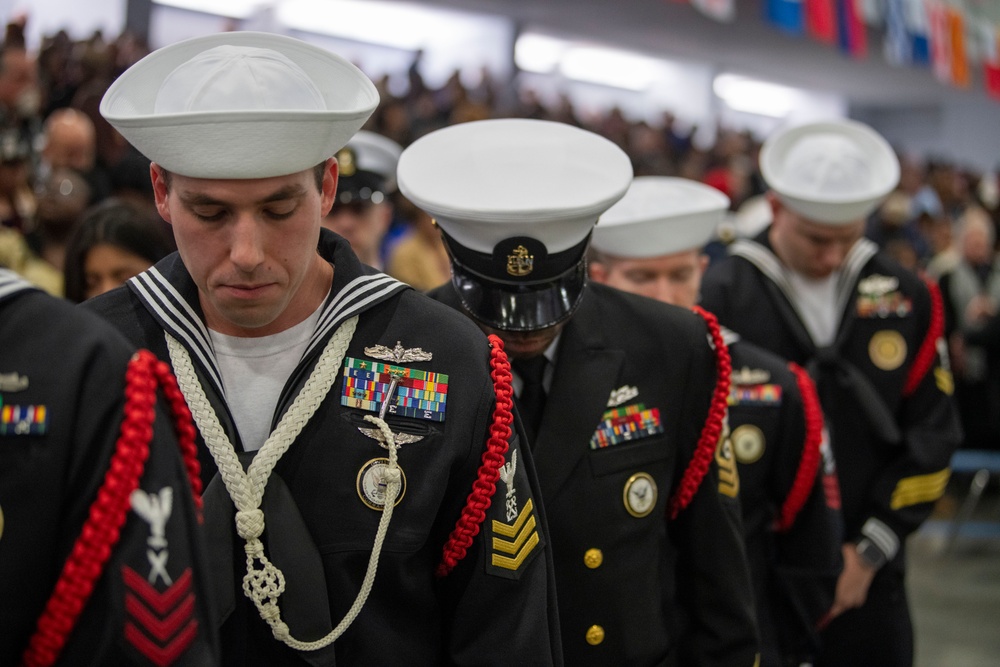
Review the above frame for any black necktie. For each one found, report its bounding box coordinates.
[513,355,548,447]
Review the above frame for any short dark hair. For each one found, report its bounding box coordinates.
[159,162,327,191]
[63,198,174,303]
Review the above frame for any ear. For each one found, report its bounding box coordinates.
[588,259,609,284]
[320,157,339,217]
[150,163,172,224]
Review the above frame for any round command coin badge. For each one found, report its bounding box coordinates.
[731,424,766,464]
[357,458,406,510]
[623,472,658,518]
[869,330,907,371]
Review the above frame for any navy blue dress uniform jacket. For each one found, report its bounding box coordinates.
[431,281,759,667]
[700,231,962,664]
[724,336,843,666]
[83,230,562,666]
[0,270,218,666]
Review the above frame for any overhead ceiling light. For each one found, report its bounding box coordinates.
[278,0,479,51]
[560,45,660,91]
[153,0,261,18]
[515,33,566,74]
[713,73,798,117]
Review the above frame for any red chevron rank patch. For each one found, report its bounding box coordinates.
[123,566,198,666]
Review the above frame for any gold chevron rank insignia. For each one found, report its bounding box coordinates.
[488,498,541,579]
[716,434,740,498]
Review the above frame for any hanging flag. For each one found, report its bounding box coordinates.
[691,0,736,22]
[928,0,952,82]
[837,0,868,58]
[883,0,910,66]
[946,6,969,88]
[764,0,805,35]
[904,0,931,66]
[982,22,1000,101]
[806,0,837,44]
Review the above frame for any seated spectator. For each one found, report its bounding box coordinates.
[63,197,173,302]
[0,125,34,232]
[385,194,451,290]
[28,166,91,271]
[38,107,112,203]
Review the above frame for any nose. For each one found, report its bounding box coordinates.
[229,214,265,273]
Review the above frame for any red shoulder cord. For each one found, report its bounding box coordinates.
[21,350,202,667]
[775,362,824,533]
[436,335,513,577]
[902,275,944,398]
[668,307,732,520]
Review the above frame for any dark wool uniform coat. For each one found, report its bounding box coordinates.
[431,281,760,667]
[700,230,962,666]
[83,231,562,666]
[723,334,843,667]
[0,270,218,666]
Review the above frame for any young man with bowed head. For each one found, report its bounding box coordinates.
[700,120,962,666]
[85,31,560,666]
[401,117,760,667]
[589,176,844,666]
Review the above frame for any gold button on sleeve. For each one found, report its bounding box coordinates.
[586,625,605,646]
[584,548,603,569]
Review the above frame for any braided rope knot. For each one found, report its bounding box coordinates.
[235,508,265,540]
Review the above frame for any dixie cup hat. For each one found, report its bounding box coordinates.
[759,118,900,225]
[100,31,379,179]
[397,118,633,331]
[592,176,731,258]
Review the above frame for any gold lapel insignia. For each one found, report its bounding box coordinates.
[607,385,639,408]
[364,341,433,363]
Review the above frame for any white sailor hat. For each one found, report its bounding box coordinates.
[760,119,899,225]
[333,131,403,206]
[592,176,730,258]
[397,118,632,331]
[100,31,378,179]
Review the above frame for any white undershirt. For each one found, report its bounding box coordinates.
[785,270,841,347]
[209,301,326,452]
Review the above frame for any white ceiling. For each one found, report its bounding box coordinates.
[400,0,996,109]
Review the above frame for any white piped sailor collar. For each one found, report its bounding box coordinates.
[729,235,878,329]
[127,230,410,399]
[0,269,38,304]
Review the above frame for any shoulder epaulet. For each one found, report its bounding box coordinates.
[776,362,824,532]
[668,307,732,519]
[902,274,944,398]
[21,351,201,667]
[436,335,513,577]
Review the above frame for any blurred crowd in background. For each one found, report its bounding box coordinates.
[3,20,999,451]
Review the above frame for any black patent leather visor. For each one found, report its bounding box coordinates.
[450,257,587,331]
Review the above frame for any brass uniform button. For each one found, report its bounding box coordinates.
[584,548,603,569]
[586,625,605,646]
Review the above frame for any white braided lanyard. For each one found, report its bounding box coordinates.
[165,315,402,651]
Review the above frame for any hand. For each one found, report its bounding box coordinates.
[825,543,877,621]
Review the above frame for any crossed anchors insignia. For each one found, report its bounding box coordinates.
[131,487,174,585]
[498,449,519,521]
[364,341,433,363]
